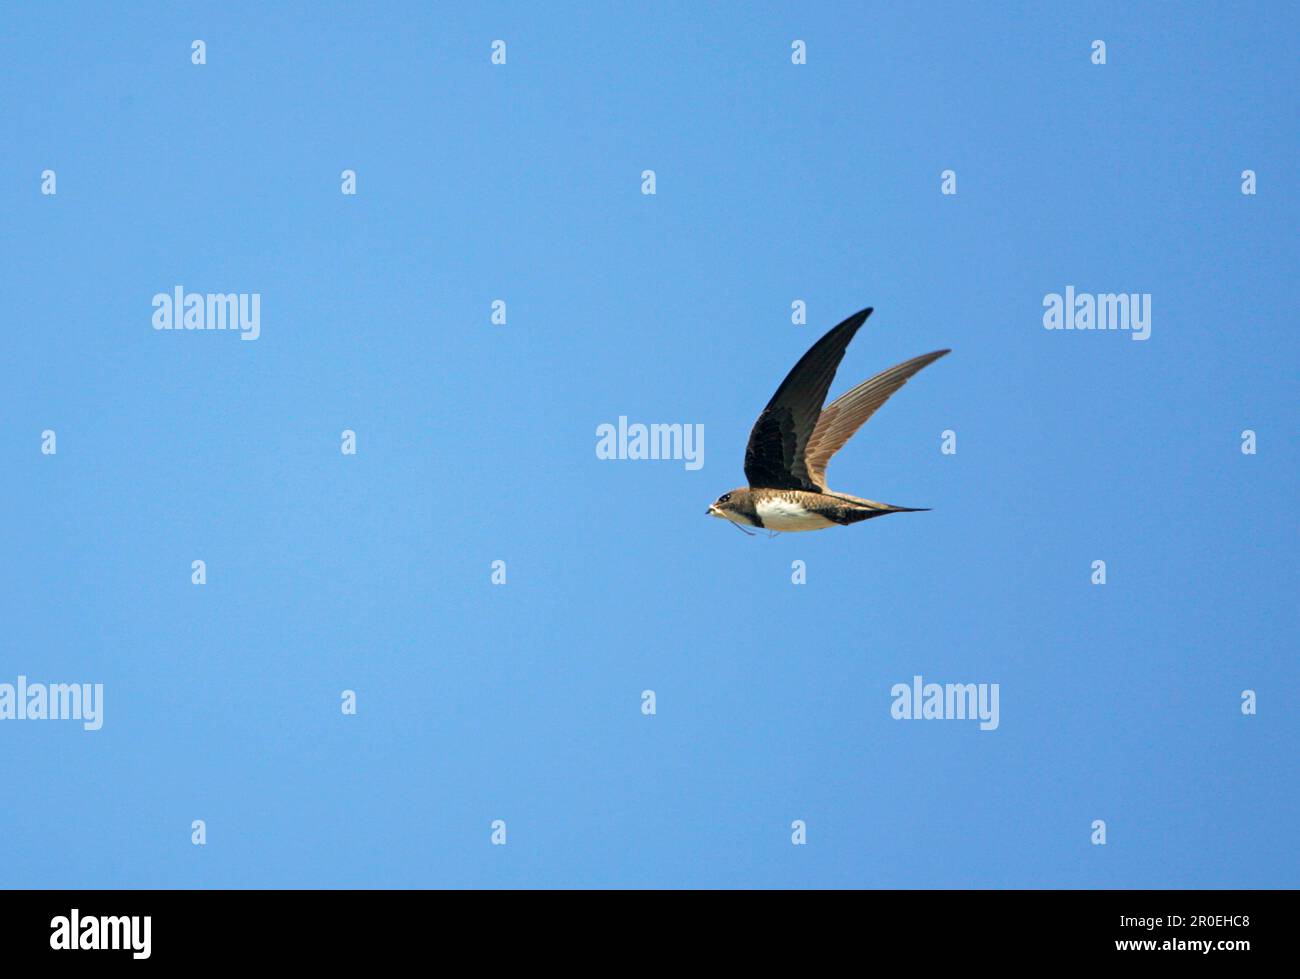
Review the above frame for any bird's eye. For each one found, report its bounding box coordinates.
[719,493,731,503]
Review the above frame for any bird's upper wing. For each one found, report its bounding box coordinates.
[802,348,950,490]
[743,308,872,491]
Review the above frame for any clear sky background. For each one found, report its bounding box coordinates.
[3,3,1296,888]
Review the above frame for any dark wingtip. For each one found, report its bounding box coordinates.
[833,306,874,338]
[914,348,951,366]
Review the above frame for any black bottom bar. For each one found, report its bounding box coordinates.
[0,888,1281,965]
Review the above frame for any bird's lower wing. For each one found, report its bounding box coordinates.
[743,308,872,490]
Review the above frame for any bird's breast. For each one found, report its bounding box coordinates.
[754,496,836,531]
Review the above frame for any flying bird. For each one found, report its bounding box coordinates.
[708,308,949,533]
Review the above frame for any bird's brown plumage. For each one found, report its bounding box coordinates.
[801,348,950,491]
[741,308,949,495]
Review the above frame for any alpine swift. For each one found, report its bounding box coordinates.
[707,307,949,533]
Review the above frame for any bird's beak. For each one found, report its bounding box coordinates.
[706,505,717,516]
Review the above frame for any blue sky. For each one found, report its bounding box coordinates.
[2,2,1296,887]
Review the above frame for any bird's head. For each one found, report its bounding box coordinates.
[706,489,750,521]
